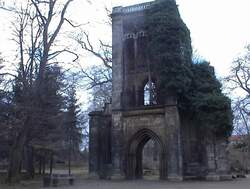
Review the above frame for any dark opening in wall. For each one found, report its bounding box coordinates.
[124,38,135,70]
[137,36,148,68]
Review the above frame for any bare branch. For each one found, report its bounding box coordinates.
[0,72,17,78]
[64,18,88,28]
[48,49,79,62]
[77,31,112,69]
[47,0,74,48]
[31,0,47,25]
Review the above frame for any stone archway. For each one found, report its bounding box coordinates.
[126,129,167,180]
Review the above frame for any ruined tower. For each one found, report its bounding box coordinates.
[89,0,231,181]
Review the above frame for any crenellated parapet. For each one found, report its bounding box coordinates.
[112,1,153,15]
[112,0,176,15]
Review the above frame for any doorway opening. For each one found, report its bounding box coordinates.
[142,139,160,180]
[126,129,167,180]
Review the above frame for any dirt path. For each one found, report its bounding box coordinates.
[1,177,250,189]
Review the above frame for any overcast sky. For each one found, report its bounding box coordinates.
[110,0,250,78]
[1,0,250,78]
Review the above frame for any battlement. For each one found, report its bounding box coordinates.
[112,1,154,15]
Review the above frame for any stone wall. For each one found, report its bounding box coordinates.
[89,111,112,179]
[88,0,231,181]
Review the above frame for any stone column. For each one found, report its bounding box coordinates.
[215,139,232,180]
[112,9,124,110]
[159,152,167,180]
[165,105,183,181]
[134,34,138,62]
[205,139,220,181]
[111,7,125,180]
[111,111,124,179]
[88,112,101,178]
[205,137,232,181]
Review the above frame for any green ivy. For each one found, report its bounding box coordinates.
[145,0,233,137]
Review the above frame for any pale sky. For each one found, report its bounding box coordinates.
[1,0,250,78]
[110,0,250,78]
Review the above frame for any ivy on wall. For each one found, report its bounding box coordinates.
[145,0,233,137]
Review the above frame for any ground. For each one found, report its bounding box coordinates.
[1,166,249,189]
[1,176,250,189]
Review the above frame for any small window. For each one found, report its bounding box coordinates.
[144,81,157,105]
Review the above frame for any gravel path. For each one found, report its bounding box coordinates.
[1,177,250,189]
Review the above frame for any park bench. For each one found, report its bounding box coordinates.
[43,174,74,187]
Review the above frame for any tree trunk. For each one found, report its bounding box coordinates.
[39,156,42,175]
[42,156,46,175]
[212,137,218,170]
[24,146,35,179]
[49,152,53,175]
[7,131,27,183]
[68,145,71,175]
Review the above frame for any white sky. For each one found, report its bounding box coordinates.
[110,0,250,78]
[1,0,250,79]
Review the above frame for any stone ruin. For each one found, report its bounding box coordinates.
[89,0,231,181]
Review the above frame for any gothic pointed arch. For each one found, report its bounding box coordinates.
[126,129,167,180]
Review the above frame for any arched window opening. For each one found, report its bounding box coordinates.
[144,81,157,105]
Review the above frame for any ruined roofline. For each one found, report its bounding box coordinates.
[112,0,176,15]
[112,1,154,15]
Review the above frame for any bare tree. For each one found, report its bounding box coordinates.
[0,54,4,84]
[225,44,250,133]
[75,31,112,110]
[233,98,250,135]
[0,0,77,182]
[226,45,250,96]
[225,44,250,171]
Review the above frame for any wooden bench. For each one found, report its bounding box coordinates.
[43,174,74,187]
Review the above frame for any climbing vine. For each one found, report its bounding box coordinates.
[145,0,233,137]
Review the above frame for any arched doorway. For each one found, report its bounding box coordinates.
[142,139,160,180]
[126,129,167,180]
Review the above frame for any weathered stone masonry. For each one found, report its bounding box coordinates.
[89,0,231,181]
